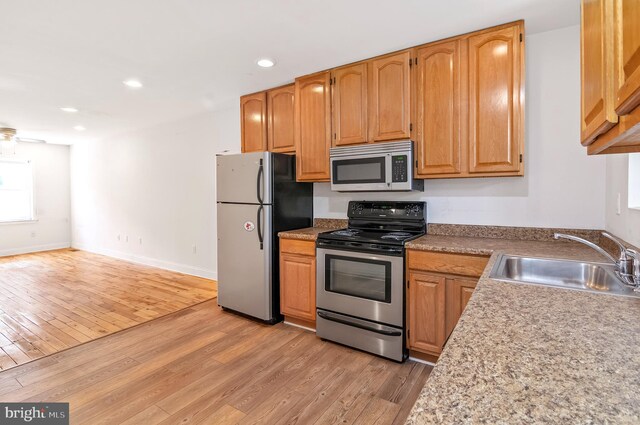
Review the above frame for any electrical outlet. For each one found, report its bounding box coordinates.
[617,193,622,215]
[117,234,121,241]
[30,232,36,238]
[125,235,129,243]
[192,245,197,254]
[139,237,143,245]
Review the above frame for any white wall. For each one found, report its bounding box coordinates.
[70,106,240,279]
[605,154,640,247]
[0,142,70,256]
[314,25,607,229]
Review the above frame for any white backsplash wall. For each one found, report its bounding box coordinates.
[70,106,240,279]
[605,154,640,247]
[0,142,71,256]
[314,25,607,230]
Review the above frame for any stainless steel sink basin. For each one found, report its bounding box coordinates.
[489,255,640,298]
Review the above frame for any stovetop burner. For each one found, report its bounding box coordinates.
[316,201,427,255]
[330,229,361,237]
[381,232,412,240]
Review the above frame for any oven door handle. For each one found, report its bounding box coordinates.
[317,311,402,337]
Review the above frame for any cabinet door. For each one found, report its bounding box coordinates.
[414,41,462,176]
[445,278,477,340]
[332,63,368,146]
[581,0,618,143]
[408,271,446,354]
[241,92,268,153]
[368,51,411,142]
[613,0,640,115]
[267,85,296,153]
[295,72,332,181]
[468,24,523,173]
[280,253,316,321]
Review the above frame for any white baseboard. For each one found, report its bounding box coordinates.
[71,243,217,280]
[409,356,436,366]
[0,242,71,257]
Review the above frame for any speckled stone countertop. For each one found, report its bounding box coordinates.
[277,218,347,241]
[406,239,640,424]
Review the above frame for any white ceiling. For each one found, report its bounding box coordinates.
[0,0,579,145]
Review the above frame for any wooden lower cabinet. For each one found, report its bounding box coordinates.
[407,249,488,358]
[445,277,478,339]
[279,238,316,327]
[408,271,446,354]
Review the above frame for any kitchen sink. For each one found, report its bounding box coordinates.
[489,255,640,298]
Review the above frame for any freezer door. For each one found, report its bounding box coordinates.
[216,152,272,204]
[217,203,273,320]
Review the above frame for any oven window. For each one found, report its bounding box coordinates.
[333,157,385,184]
[325,254,391,303]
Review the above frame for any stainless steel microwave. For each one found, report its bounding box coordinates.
[329,140,424,192]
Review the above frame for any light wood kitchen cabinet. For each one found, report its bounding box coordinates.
[414,40,462,176]
[267,84,296,153]
[331,63,368,146]
[581,0,640,155]
[406,249,489,358]
[408,271,446,354]
[445,277,478,339]
[295,71,332,181]
[412,21,524,178]
[467,24,524,174]
[279,238,316,326]
[613,0,640,115]
[580,0,617,145]
[240,92,267,153]
[368,51,412,142]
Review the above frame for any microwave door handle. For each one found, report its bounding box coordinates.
[385,154,392,188]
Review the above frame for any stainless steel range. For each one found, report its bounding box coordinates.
[316,201,427,362]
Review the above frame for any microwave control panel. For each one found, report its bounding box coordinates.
[391,155,408,182]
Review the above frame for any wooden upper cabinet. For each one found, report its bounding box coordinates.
[613,0,640,115]
[408,271,446,354]
[241,92,267,153]
[581,0,618,144]
[267,85,296,153]
[295,71,332,181]
[468,24,524,174]
[414,41,462,176]
[331,63,368,146]
[368,51,411,142]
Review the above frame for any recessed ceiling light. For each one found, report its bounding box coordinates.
[123,79,143,88]
[256,58,275,68]
[74,125,86,131]
[60,107,79,113]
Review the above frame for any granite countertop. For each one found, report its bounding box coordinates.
[405,233,611,259]
[406,238,640,424]
[278,226,334,241]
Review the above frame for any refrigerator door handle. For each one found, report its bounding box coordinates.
[256,159,264,204]
[257,204,264,250]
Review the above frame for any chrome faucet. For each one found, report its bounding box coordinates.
[554,232,640,289]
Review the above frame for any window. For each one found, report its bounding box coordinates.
[630,154,640,210]
[0,160,34,222]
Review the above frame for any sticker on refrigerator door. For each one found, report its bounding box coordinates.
[243,221,255,232]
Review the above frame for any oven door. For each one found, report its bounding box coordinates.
[330,155,391,192]
[316,247,404,327]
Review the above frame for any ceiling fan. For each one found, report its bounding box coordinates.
[0,127,47,147]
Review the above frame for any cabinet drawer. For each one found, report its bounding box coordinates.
[407,250,489,278]
[280,238,316,256]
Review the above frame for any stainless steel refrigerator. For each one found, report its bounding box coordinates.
[216,152,313,323]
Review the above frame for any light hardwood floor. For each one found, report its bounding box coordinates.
[0,300,431,424]
[0,249,217,371]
